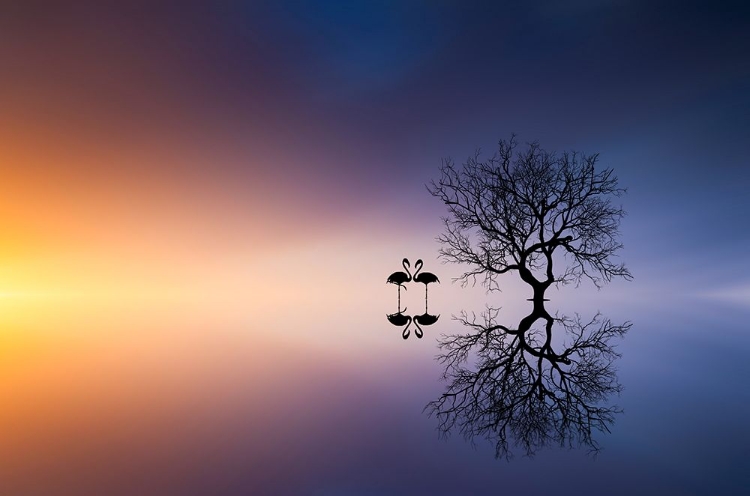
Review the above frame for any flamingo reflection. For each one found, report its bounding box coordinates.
[386,311,413,339]
[413,312,440,339]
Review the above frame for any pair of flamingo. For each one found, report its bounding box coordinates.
[386,311,440,340]
[386,258,440,311]
[386,258,440,339]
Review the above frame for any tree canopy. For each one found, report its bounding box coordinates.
[428,135,631,296]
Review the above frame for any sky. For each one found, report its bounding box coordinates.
[1,1,749,495]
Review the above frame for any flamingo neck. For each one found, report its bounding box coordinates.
[413,262,422,279]
[403,260,412,280]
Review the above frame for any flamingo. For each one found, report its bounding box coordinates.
[386,258,412,311]
[386,311,413,339]
[412,259,440,310]
[413,312,440,339]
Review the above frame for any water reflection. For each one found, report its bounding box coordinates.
[386,310,413,339]
[386,310,440,339]
[426,302,630,459]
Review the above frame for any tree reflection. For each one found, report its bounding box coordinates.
[426,305,630,459]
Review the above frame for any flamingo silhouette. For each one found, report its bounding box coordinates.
[386,311,413,339]
[386,258,412,311]
[412,259,440,310]
[413,312,439,339]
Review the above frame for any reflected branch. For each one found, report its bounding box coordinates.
[426,307,631,459]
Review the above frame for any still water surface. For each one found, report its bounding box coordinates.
[1,287,747,495]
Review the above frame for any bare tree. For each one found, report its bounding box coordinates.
[425,136,632,458]
[428,135,631,296]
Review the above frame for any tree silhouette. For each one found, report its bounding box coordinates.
[425,136,632,458]
[428,135,632,294]
[425,307,631,459]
